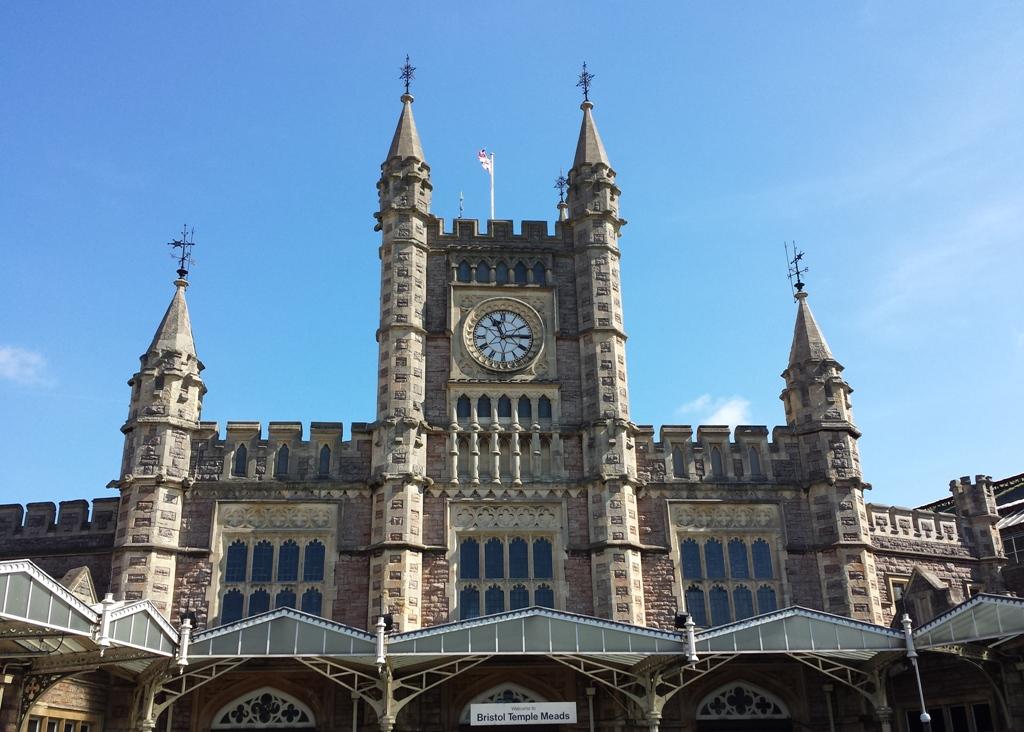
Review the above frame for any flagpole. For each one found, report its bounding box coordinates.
[489,152,495,221]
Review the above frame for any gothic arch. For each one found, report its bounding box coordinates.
[210,686,316,729]
[696,681,790,720]
[458,682,550,724]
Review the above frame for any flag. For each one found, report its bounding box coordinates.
[478,148,492,173]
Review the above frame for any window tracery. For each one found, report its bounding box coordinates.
[211,688,315,729]
[696,683,789,720]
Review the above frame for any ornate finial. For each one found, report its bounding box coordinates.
[458,190,464,219]
[785,241,809,297]
[554,169,568,203]
[168,225,196,280]
[400,54,416,95]
[576,62,594,103]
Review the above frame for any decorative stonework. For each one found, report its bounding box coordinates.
[212,688,314,729]
[452,503,560,530]
[671,503,780,530]
[696,683,789,720]
[220,504,333,530]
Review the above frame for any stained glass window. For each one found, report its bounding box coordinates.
[509,538,528,578]
[682,539,702,579]
[685,586,707,627]
[734,586,754,620]
[221,589,243,623]
[533,538,553,578]
[304,540,325,582]
[460,538,480,579]
[709,585,730,626]
[752,539,773,579]
[728,539,749,579]
[485,538,504,579]
[225,540,247,582]
[460,586,480,619]
[485,585,504,615]
[705,539,726,579]
[252,540,273,582]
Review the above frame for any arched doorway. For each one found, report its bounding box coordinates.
[210,688,316,732]
[695,682,792,732]
[458,683,560,731]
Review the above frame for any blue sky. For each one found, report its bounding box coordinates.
[1,3,1021,509]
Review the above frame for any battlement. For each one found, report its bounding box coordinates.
[190,420,373,483]
[0,498,119,538]
[430,218,568,245]
[634,424,801,484]
[866,502,964,544]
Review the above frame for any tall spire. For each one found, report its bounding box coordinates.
[147,278,198,360]
[788,291,834,366]
[386,93,425,162]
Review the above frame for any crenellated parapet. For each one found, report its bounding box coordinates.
[187,420,373,483]
[0,498,119,539]
[866,503,968,554]
[636,424,802,484]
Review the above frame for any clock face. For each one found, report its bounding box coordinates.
[471,309,536,369]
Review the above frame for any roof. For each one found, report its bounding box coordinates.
[572,102,610,169]
[386,93,425,162]
[788,292,834,366]
[914,593,1024,648]
[148,280,197,358]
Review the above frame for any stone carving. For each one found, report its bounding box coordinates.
[452,503,560,530]
[220,504,333,530]
[672,503,780,530]
[213,689,313,729]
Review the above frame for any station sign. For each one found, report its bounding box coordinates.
[470,702,577,726]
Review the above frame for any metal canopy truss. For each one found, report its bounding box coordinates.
[694,606,904,658]
[189,607,377,658]
[788,653,880,702]
[914,593,1024,648]
[151,658,249,719]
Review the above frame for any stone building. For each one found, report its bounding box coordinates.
[2,85,1023,732]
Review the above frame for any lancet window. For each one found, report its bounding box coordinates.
[218,537,329,624]
[680,534,781,627]
[457,535,557,619]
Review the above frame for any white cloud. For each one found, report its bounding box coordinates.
[676,394,752,428]
[0,346,53,386]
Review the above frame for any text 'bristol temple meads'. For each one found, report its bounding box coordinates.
[2,67,1024,732]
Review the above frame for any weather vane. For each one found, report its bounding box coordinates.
[554,169,568,203]
[168,225,196,280]
[785,241,808,297]
[576,62,594,102]
[400,54,416,95]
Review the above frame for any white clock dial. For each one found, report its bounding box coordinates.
[472,309,534,367]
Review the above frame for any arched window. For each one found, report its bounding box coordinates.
[824,380,834,400]
[497,395,512,418]
[226,540,248,582]
[509,538,528,578]
[457,260,472,282]
[514,262,528,284]
[696,682,789,721]
[752,539,773,579]
[275,445,289,477]
[681,539,702,579]
[685,585,707,627]
[532,262,546,285]
[733,586,755,620]
[462,585,481,622]
[457,395,471,419]
[303,540,325,581]
[749,447,762,477]
[757,585,777,613]
[475,262,490,283]
[278,540,299,581]
[301,588,322,616]
[485,585,504,615]
[212,688,315,729]
[709,585,730,626]
[248,589,270,616]
[672,447,686,478]
[154,375,165,391]
[510,584,529,610]
[477,395,492,419]
[704,538,725,579]
[232,445,248,477]
[533,538,553,579]
[221,589,243,624]
[538,396,552,419]
[460,538,480,579]
[535,584,555,608]
[460,586,480,619]
[252,540,273,582]
[318,445,331,478]
[276,589,296,609]
[728,539,749,579]
[517,396,532,419]
[485,538,504,578]
[495,262,509,284]
[710,446,724,477]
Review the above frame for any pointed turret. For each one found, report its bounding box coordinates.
[780,290,855,433]
[386,93,425,162]
[147,278,199,360]
[789,291,834,366]
[573,101,611,168]
[112,264,206,610]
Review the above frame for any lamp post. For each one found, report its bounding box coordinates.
[674,611,699,664]
[901,614,931,732]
